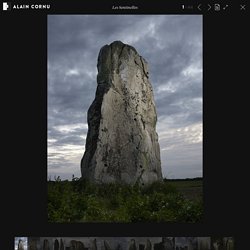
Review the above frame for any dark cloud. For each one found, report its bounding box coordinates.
[54,135,85,146]
[48,15,202,180]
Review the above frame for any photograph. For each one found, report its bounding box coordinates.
[211,237,234,250]
[47,15,203,223]
[197,237,211,250]
[175,237,198,250]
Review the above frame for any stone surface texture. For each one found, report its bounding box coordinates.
[18,240,24,250]
[81,41,162,185]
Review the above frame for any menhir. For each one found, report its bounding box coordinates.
[81,41,162,185]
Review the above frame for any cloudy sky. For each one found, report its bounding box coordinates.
[48,15,202,180]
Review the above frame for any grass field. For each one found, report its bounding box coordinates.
[48,177,203,223]
[167,178,203,201]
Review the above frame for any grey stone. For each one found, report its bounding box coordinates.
[77,241,85,250]
[145,240,152,250]
[90,239,98,250]
[81,41,162,185]
[18,240,24,250]
[197,237,210,250]
[175,238,197,250]
[60,239,65,250]
[55,239,60,250]
[154,238,174,250]
[162,237,175,250]
[223,237,234,250]
[70,240,85,250]
[104,240,113,250]
[70,240,77,250]
[43,239,50,250]
[139,244,145,250]
[129,239,137,250]
[116,243,122,250]
[29,239,38,250]
[186,238,198,250]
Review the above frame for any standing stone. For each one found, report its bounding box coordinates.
[18,240,24,250]
[223,238,234,250]
[77,241,85,250]
[163,237,175,250]
[187,237,198,250]
[90,239,98,250]
[81,41,162,185]
[43,239,50,250]
[69,240,85,250]
[29,239,38,250]
[211,238,223,250]
[116,244,122,250]
[145,240,152,250]
[154,238,174,250]
[70,240,77,250]
[60,239,65,250]
[55,239,60,250]
[104,240,113,250]
[197,237,210,250]
[129,239,137,250]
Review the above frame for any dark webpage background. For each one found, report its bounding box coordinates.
[2,0,248,249]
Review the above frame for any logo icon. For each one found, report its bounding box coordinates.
[3,2,11,10]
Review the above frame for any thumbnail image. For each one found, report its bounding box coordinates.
[197,237,211,250]
[211,237,234,250]
[15,237,27,250]
[175,237,198,250]
[154,237,175,250]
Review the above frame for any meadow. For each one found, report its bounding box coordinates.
[48,177,203,223]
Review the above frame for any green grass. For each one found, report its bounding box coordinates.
[168,178,203,201]
[48,177,203,223]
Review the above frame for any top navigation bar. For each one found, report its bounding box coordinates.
[2,1,247,14]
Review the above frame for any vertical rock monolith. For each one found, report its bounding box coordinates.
[81,41,162,185]
[18,240,24,250]
[43,239,50,250]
